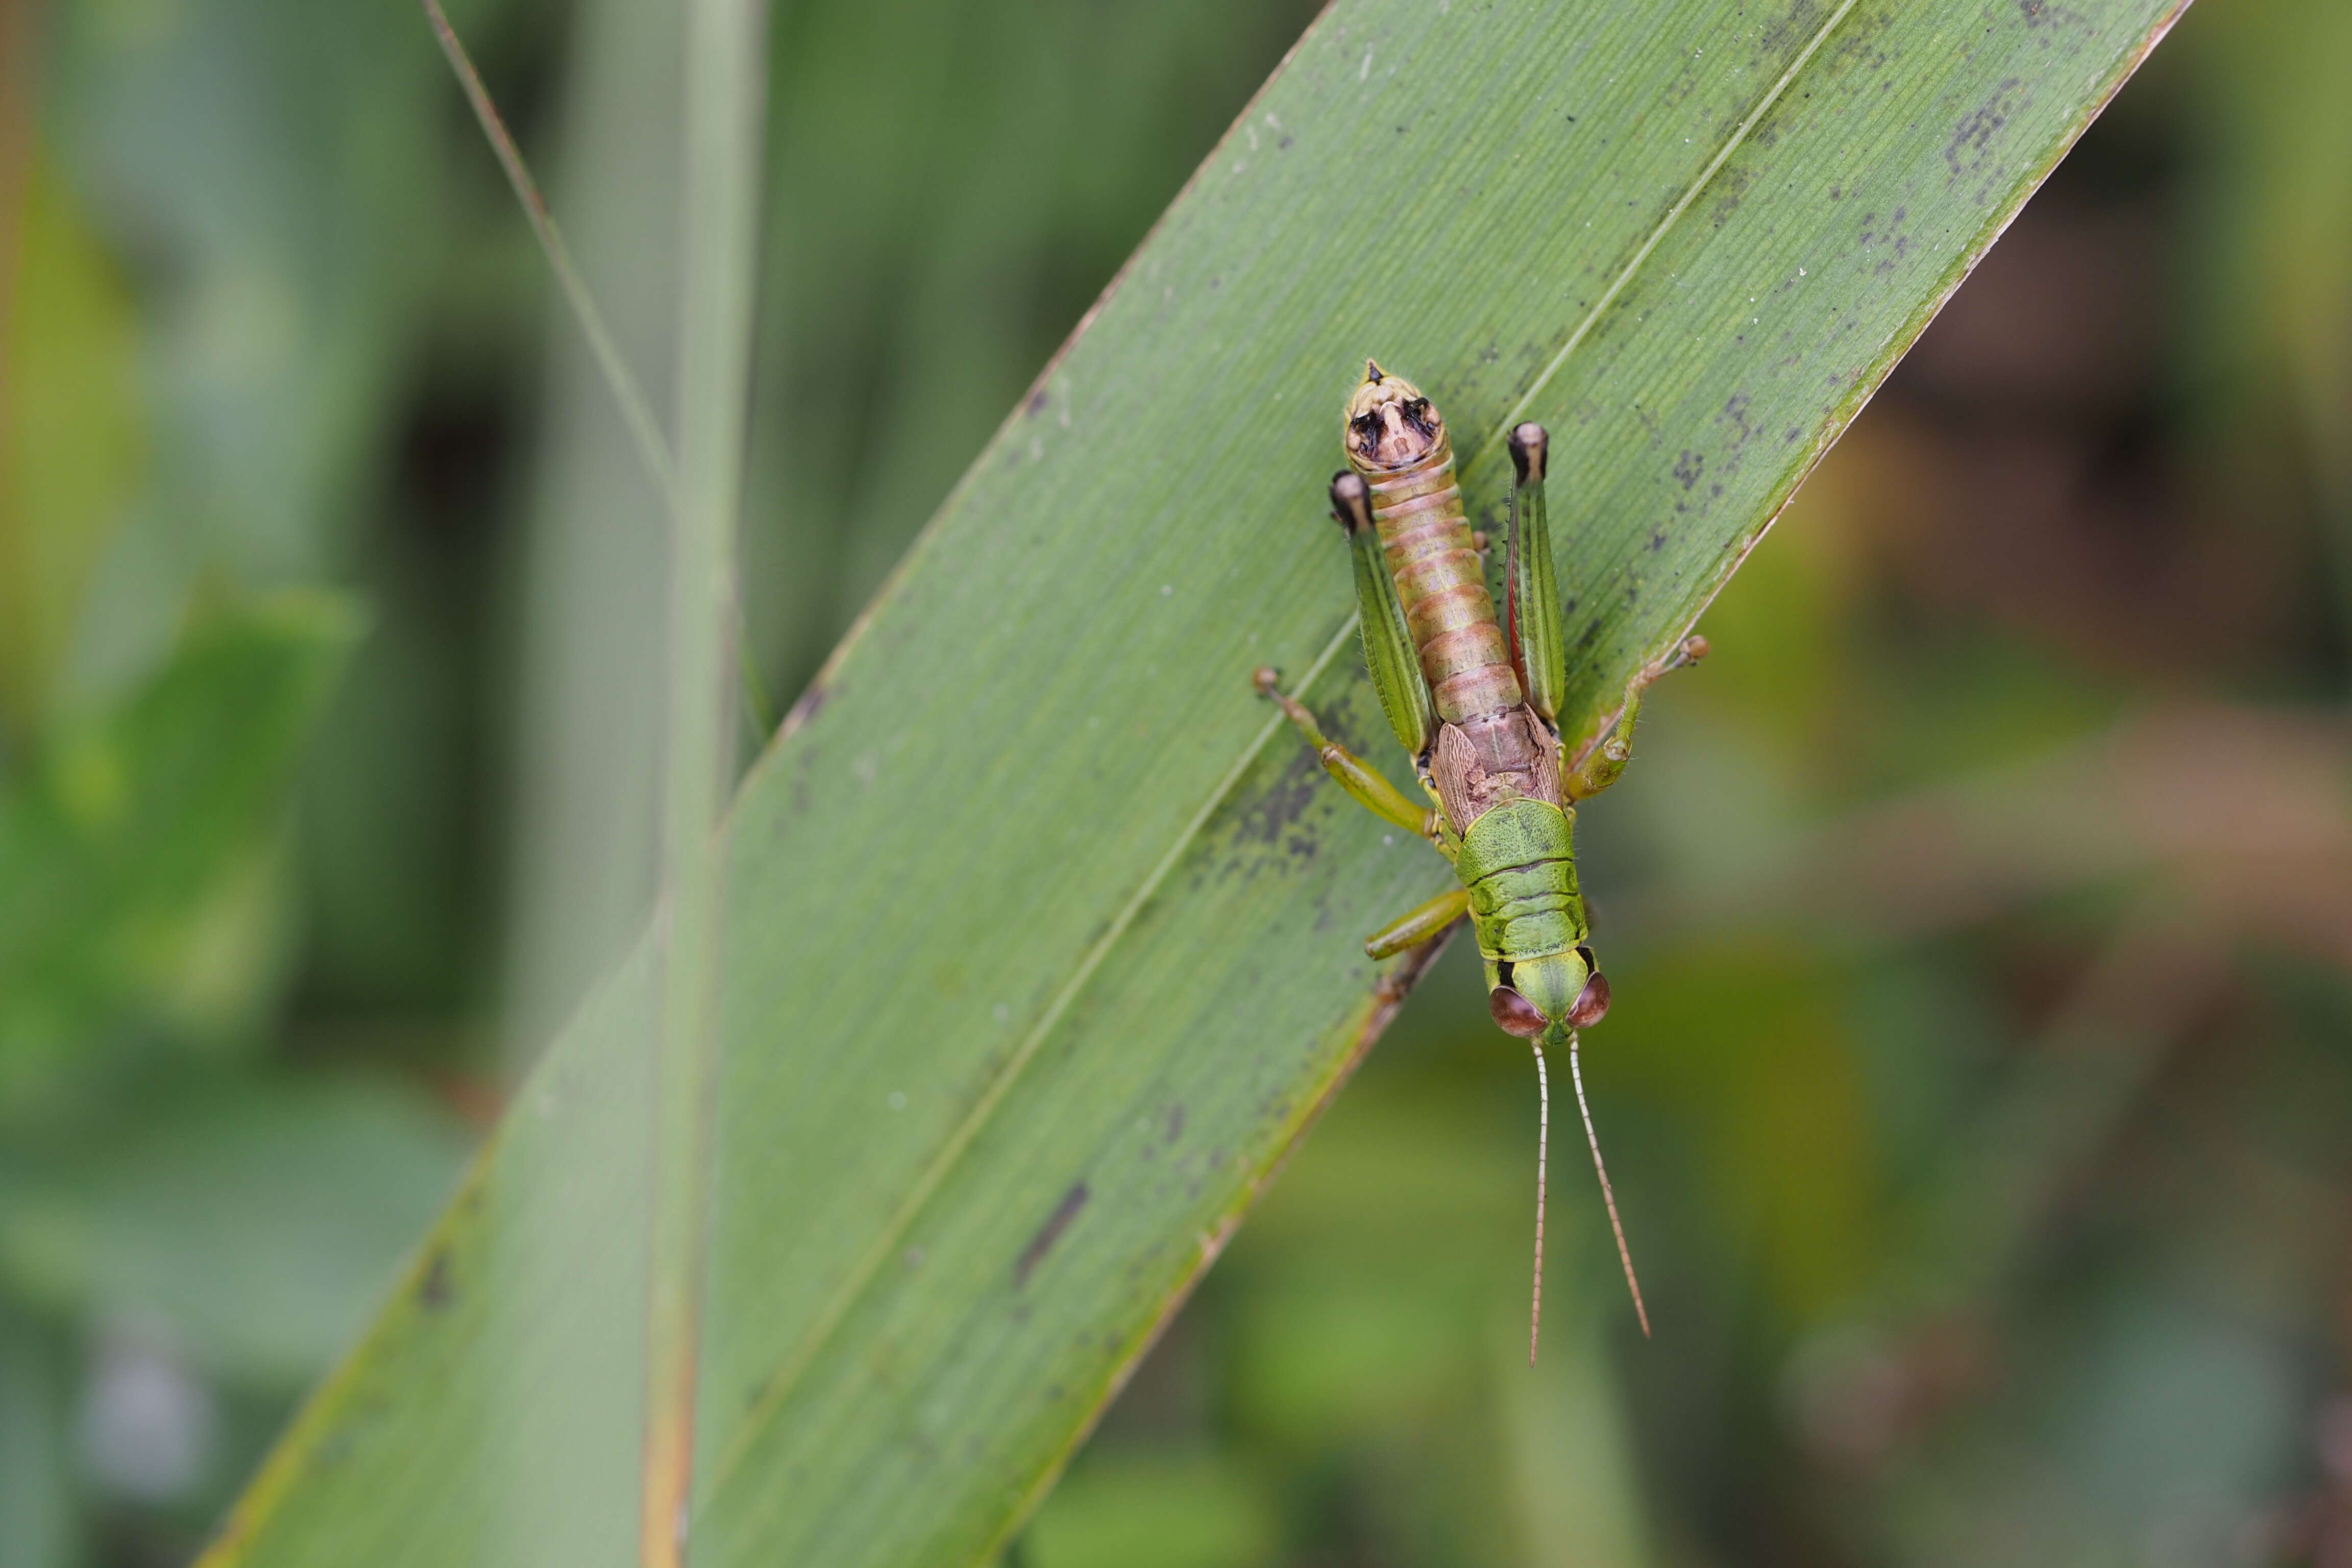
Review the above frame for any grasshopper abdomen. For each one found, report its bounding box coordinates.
[1348,363,1525,737]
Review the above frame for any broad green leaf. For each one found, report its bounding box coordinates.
[0,593,361,1105]
[203,1,2188,1564]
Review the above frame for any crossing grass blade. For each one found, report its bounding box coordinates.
[200,0,2191,1563]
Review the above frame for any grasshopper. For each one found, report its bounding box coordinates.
[1256,362,1704,1358]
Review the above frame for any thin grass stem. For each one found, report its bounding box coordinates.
[421,0,779,742]
[639,0,771,1557]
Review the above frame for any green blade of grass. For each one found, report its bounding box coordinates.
[420,0,780,741]
[641,0,769,1558]
[200,1,2189,1564]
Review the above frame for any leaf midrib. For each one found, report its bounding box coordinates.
[698,0,1864,1505]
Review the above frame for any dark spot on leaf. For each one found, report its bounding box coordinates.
[1014,1182,1089,1287]
[1705,165,1754,228]
[1947,80,2022,183]
[1240,747,1326,846]
[1166,1104,1185,1143]
[419,1247,453,1311]
[781,679,830,736]
[1025,388,1048,416]
[1756,0,1826,58]
[1723,393,1755,448]
[1673,451,1705,491]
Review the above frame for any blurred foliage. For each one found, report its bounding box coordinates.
[0,157,139,742]
[0,596,357,1094]
[5,0,2352,1562]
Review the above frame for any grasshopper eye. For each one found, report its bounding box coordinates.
[1402,397,1436,437]
[1488,985,1548,1039]
[1349,412,1380,449]
[1567,970,1611,1027]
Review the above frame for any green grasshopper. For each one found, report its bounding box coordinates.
[1256,362,1704,1358]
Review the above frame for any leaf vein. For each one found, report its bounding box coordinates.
[1467,0,1868,478]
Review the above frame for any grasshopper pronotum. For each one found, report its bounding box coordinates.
[1257,361,1704,1359]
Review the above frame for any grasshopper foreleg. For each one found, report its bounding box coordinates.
[1254,668,1438,841]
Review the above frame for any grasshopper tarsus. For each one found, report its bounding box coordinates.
[1661,633,1710,676]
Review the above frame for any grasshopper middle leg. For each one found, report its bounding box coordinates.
[1254,668,1465,954]
[1253,668,1437,840]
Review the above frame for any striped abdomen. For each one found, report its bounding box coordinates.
[1364,431,1522,727]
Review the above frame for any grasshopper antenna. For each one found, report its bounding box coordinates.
[1528,1038,1550,1366]
[1572,1031,1651,1337]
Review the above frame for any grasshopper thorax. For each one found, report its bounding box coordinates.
[1343,361,1446,471]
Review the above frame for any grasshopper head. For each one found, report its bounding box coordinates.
[1343,360,1447,471]
[1487,946,1612,1038]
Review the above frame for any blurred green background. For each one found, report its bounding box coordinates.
[4,0,2350,1563]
